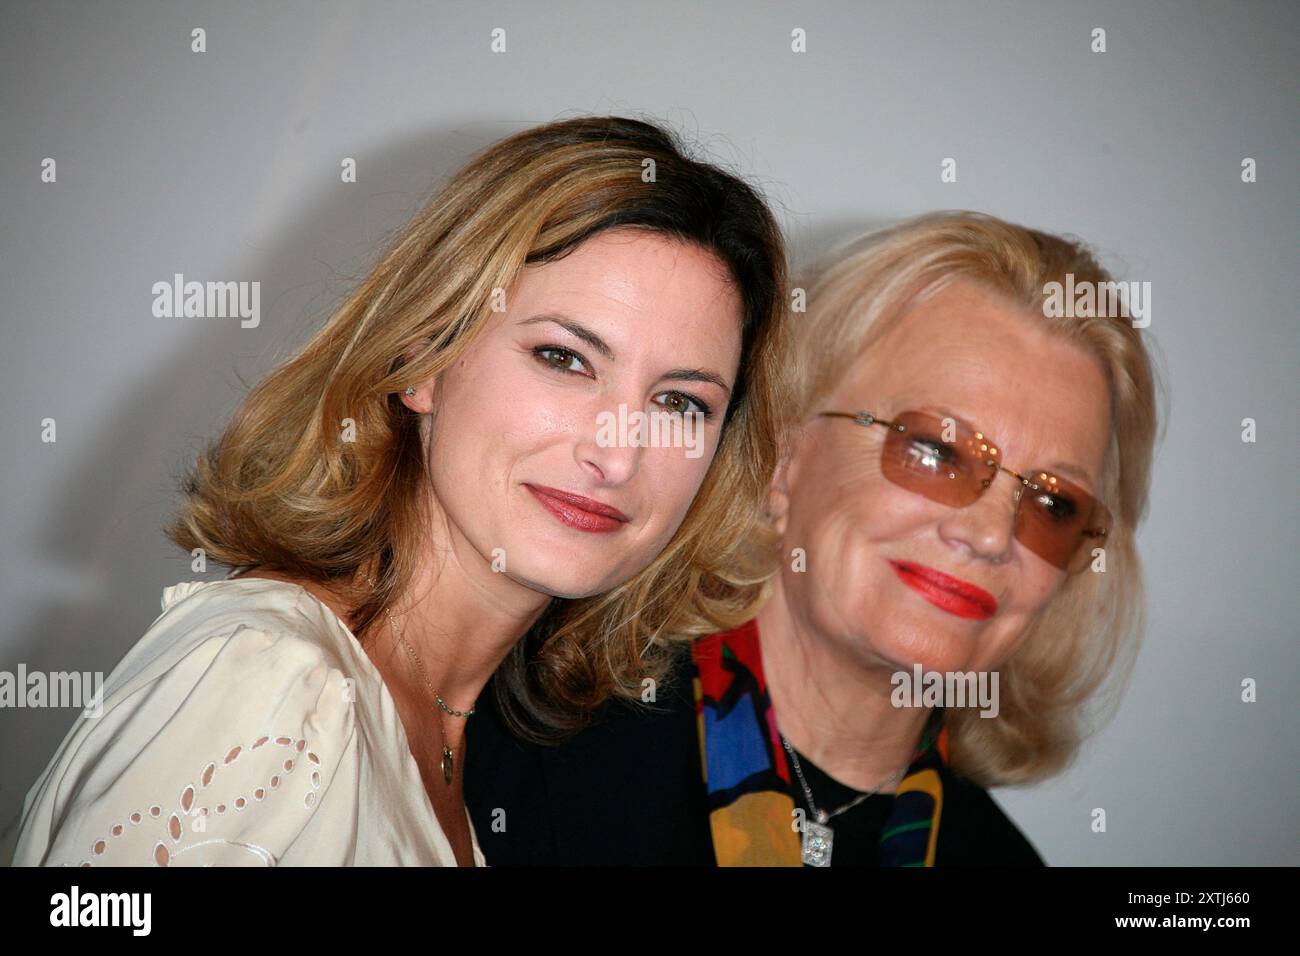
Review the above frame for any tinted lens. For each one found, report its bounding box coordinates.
[879,410,994,507]
[1015,473,1112,572]
[880,409,1111,573]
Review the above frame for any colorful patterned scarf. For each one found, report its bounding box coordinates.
[690,618,949,866]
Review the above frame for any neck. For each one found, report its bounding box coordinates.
[755,574,931,793]
[367,533,551,753]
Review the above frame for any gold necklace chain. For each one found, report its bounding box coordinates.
[366,575,474,785]
[393,617,477,718]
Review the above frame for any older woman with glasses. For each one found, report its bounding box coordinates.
[465,210,1163,866]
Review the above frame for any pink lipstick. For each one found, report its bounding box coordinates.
[525,484,630,534]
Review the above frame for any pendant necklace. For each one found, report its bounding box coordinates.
[368,576,475,786]
[780,732,907,867]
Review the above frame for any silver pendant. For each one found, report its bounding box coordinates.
[442,747,454,785]
[802,819,834,866]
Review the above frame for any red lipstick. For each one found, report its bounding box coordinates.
[889,560,997,620]
[525,484,630,534]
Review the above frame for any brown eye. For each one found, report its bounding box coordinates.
[534,346,589,375]
[654,390,711,418]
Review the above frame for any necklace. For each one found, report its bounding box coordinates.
[366,575,475,786]
[780,732,907,867]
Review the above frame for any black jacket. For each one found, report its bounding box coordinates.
[465,651,1045,866]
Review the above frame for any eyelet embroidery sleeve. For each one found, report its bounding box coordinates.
[12,623,357,867]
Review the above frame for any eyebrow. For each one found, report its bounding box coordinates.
[520,312,615,360]
[915,404,1096,487]
[519,312,732,395]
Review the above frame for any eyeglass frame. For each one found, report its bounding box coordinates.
[817,409,1109,566]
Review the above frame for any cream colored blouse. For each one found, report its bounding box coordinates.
[6,578,486,867]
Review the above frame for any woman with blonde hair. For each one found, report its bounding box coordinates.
[6,115,793,866]
[466,210,1164,866]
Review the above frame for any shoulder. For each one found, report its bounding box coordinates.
[9,580,359,867]
[104,579,363,735]
[936,769,1046,866]
[155,577,358,671]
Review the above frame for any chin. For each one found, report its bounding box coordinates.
[501,562,616,601]
[866,628,978,676]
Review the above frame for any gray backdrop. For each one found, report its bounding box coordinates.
[2,0,1296,865]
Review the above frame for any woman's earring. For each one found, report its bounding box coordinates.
[404,387,416,396]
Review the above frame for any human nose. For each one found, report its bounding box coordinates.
[937,468,1022,564]
[573,399,645,486]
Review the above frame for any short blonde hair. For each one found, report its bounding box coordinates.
[167,115,793,744]
[787,210,1166,785]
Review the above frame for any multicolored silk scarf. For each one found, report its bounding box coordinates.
[690,618,950,866]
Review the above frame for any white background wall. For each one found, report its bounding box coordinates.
[1,0,1295,864]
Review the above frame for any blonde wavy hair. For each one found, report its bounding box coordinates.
[784,210,1166,786]
[167,115,793,744]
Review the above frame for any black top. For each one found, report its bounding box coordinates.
[464,650,1045,866]
[783,739,896,866]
